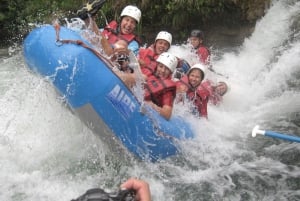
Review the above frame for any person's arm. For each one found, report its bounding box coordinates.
[158,105,172,120]
[200,98,208,118]
[147,89,174,120]
[88,19,114,56]
[121,178,151,201]
[115,71,137,88]
[176,83,187,103]
[147,101,172,120]
[101,36,114,56]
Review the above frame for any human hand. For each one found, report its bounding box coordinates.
[120,178,151,201]
[138,59,146,66]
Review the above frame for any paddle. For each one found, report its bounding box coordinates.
[252,125,300,143]
[77,0,107,20]
[208,66,229,79]
[128,51,142,71]
[128,50,145,96]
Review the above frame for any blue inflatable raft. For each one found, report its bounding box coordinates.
[23,25,194,162]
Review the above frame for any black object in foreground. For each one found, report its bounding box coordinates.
[71,188,135,201]
[77,0,107,20]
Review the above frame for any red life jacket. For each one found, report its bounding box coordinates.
[200,80,214,95]
[139,45,159,76]
[102,20,136,44]
[196,45,210,65]
[178,75,209,117]
[144,75,176,107]
[201,80,222,105]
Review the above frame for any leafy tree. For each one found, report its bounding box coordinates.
[0,0,256,45]
[0,0,84,44]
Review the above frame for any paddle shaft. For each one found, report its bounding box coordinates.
[264,130,300,143]
[208,67,228,79]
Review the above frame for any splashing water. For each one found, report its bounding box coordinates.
[1,0,300,200]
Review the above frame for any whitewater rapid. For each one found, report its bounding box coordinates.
[1,0,300,200]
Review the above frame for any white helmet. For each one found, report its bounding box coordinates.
[155,31,172,46]
[156,52,178,72]
[188,63,206,78]
[121,5,141,23]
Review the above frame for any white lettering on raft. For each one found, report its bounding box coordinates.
[107,84,136,118]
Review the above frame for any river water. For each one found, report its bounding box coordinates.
[1,0,300,200]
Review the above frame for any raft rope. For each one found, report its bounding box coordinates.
[53,22,114,67]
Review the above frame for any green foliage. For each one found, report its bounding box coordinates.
[0,0,84,44]
[0,0,227,44]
